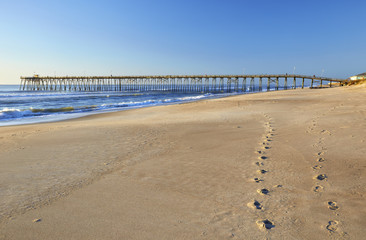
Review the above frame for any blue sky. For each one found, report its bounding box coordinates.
[0,0,365,83]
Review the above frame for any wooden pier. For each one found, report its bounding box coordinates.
[20,74,346,92]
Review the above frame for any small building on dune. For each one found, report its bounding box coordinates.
[349,73,366,81]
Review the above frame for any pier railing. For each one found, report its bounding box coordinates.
[20,74,346,92]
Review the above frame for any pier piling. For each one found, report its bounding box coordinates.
[284,76,288,90]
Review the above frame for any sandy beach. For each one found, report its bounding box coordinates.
[0,85,365,239]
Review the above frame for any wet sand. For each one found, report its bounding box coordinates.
[0,85,365,239]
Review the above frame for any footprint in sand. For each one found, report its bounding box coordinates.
[255,162,264,166]
[317,152,324,156]
[312,165,322,170]
[263,146,271,150]
[256,219,275,230]
[253,177,263,183]
[326,220,338,233]
[327,201,339,210]
[313,185,324,192]
[315,174,327,181]
[258,156,267,160]
[247,200,262,210]
[318,157,326,162]
[320,129,331,135]
[258,169,268,174]
[257,189,269,195]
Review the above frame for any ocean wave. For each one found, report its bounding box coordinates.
[177,93,213,101]
[0,105,98,120]
[99,94,213,109]
[0,92,219,123]
[0,108,34,119]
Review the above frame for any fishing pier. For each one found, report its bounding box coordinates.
[20,74,346,92]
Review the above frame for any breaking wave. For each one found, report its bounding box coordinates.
[0,92,218,124]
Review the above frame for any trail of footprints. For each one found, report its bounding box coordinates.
[247,114,277,231]
[309,114,346,236]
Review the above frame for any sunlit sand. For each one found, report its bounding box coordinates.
[1,85,366,239]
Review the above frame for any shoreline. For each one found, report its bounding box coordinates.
[1,84,330,128]
[0,86,365,239]
[0,90,237,127]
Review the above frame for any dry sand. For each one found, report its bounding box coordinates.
[0,85,365,239]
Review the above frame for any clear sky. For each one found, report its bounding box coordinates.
[1,0,365,84]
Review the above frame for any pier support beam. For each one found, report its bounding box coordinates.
[259,77,262,92]
[227,77,232,92]
[234,77,239,92]
[219,78,224,92]
[250,77,255,92]
[284,77,288,90]
[205,77,210,92]
[212,77,217,92]
[242,77,247,92]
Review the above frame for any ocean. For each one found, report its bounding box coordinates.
[0,85,242,126]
